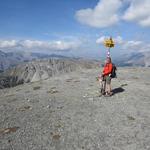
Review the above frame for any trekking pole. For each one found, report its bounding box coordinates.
[103,79,106,95]
[100,77,106,95]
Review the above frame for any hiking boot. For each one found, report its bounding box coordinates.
[104,92,113,97]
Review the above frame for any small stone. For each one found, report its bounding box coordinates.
[52,134,61,140]
[26,98,30,102]
[83,94,88,98]
[47,105,51,108]
[0,127,19,135]
[17,106,32,111]
[88,97,94,101]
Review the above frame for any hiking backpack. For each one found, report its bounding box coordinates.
[111,64,117,78]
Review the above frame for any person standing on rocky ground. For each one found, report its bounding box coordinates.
[102,57,113,96]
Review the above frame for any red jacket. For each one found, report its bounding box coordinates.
[103,63,113,76]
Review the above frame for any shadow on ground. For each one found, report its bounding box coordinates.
[112,87,125,95]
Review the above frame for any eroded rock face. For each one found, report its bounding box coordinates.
[0,58,98,88]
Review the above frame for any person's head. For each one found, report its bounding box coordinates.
[106,57,111,64]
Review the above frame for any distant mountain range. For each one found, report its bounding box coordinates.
[0,50,69,72]
[0,50,150,73]
[115,51,150,67]
[0,49,150,89]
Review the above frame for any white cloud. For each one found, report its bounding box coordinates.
[96,36,123,44]
[75,0,122,28]
[122,40,143,50]
[0,39,81,51]
[96,36,108,44]
[96,36,150,52]
[76,0,150,28]
[115,36,123,44]
[123,0,150,27]
[0,40,17,48]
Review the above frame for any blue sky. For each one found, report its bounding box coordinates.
[0,0,96,39]
[0,0,150,59]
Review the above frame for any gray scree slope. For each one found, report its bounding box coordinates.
[0,67,150,150]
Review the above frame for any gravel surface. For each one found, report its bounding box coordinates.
[0,67,150,150]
